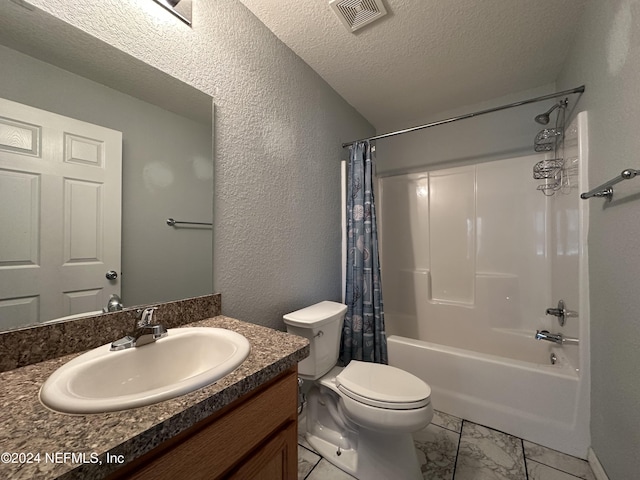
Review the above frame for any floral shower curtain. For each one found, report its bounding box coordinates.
[340,140,388,365]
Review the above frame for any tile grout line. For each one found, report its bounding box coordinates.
[301,444,322,480]
[522,438,530,480]
[527,458,589,479]
[298,441,321,480]
[434,423,463,435]
[451,419,464,479]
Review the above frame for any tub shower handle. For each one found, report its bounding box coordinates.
[545,299,577,327]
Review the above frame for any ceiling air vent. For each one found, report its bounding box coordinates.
[329,0,388,33]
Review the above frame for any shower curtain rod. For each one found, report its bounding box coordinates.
[342,85,585,148]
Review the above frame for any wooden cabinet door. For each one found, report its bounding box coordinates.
[107,369,298,480]
[228,421,297,480]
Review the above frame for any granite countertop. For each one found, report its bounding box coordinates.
[0,316,309,480]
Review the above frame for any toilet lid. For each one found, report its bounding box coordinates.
[336,360,431,410]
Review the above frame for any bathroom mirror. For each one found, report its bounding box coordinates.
[0,2,214,332]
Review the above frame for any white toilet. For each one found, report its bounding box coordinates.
[284,301,433,480]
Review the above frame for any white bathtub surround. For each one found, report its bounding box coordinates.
[380,112,590,458]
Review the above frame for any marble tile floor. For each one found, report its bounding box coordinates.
[297,410,597,480]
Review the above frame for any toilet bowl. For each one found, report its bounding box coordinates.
[284,301,433,480]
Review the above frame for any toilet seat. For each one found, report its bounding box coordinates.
[336,360,431,410]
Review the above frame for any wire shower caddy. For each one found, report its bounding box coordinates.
[532,99,574,195]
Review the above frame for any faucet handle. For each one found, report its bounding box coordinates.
[136,307,159,327]
[545,299,577,327]
[103,294,124,313]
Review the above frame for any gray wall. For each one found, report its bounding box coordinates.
[376,83,557,175]
[0,44,213,309]
[24,0,374,329]
[557,0,640,478]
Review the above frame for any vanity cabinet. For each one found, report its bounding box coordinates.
[108,368,298,480]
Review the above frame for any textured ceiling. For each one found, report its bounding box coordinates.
[239,0,587,130]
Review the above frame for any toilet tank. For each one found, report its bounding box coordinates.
[283,301,347,380]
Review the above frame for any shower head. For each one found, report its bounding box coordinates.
[534,99,569,125]
[535,104,559,125]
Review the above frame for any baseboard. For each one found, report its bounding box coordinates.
[588,447,610,480]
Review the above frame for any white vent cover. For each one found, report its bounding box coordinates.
[329,0,388,33]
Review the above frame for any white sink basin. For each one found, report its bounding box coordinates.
[39,327,251,414]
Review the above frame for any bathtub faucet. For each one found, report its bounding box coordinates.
[535,330,579,346]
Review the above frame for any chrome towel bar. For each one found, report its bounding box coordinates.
[580,168,640,202]
[166,218,212,227]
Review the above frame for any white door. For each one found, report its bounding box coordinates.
[0,97,122,329]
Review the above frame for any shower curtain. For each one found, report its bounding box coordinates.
[341,140,388,365]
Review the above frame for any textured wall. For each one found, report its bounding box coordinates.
[557,0,640,478]
[25,0,373,329]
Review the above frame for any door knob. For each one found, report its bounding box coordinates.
[106,270,118,280]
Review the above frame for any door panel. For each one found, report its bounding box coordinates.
[0,97,122,329]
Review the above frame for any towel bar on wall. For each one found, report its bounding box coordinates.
[580,169,640,202]
[166,218,212,227]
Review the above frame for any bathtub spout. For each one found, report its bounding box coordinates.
[535,330,579,346]
[535,330,562,344]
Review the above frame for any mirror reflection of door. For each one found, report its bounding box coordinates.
[0,97,122,329]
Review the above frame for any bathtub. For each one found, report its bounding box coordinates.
[379,113,591,459]
[388,334,590,458]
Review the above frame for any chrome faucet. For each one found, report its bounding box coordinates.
[535,330,579,346]
[103,294,124,313]
[545,299,577,327]
[110,307,167,351]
